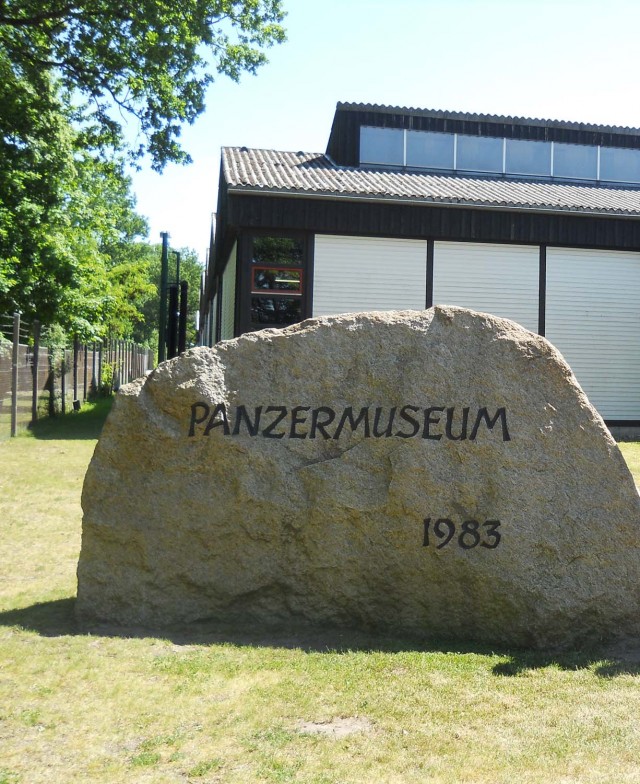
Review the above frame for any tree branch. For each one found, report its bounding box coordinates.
[0,5,76,28]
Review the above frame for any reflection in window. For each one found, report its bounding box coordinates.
[506,139,551,176]
[360,126,404,166]
[251,297,302,325]
[252,236,304,267]
[247,235,305,332]
[406,131,455,169]
[252,267,301,293]
[553,142,598,180]
[600,147,640,183]
[357,124,640,186]
[457,135,503,173]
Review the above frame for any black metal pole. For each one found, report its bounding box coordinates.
[158,232,169,363]
[167,284,178,359]
[178,280,188,354]
[174,251,181,286]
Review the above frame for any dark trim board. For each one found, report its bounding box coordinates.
[226,193,640,252]
[538,245,546,337]
[426,240,434,309]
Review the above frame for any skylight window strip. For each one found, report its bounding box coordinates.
[357,125,640,185]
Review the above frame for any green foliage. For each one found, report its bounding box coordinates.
[0,1,287,170]
[0,64,150,336]
[0,2,282,341]
[131,244,203,348]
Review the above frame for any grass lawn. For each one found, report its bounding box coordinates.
[2,404,640,783]
[618,442,640,482]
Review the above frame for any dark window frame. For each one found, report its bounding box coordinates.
[237,230,313,335]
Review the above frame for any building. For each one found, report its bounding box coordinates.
[200,101,640,427]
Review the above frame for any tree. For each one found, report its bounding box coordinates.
[0,53,83,326]
[131,244,203,348]
[0,1,286,170]
[0,54,151,336]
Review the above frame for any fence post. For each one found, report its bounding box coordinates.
[31,319,41,427]
[97,341,103,393]
[48,350,55,417]
[73,335,79,407]
[82,342,87,400]
[178,279,188,354]
[10,312,20,437]
[91,341,96,396]
[61,355,66,414]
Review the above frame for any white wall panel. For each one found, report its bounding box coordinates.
[546,247,640,419]
[313,235,427,316]
[433,241,539,333]
[220,243,237,341]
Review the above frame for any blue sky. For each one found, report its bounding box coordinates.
[129,0,640,262]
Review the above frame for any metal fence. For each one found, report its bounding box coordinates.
[0,313,154,439]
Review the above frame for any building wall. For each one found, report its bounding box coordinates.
[220,243,237,340]
[313,235,428,316]
[309,232,640,421]
[432,242,539,333]
[546,247,640,419]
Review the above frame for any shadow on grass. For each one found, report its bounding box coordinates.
[2,597,640,678]
[28,397,113,440]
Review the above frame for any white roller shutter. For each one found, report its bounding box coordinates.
[546,247,640,419]
[220,243,237,340]
[433,241,539,333]
[313,235,427,316]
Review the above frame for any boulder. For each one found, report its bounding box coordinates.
[76,306,640,648]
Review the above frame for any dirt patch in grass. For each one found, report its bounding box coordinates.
[296,717,374,738]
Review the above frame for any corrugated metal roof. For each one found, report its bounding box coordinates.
[222,147,640,218]
[335,101,640,136]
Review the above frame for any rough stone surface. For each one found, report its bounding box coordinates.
[76,306,640,648]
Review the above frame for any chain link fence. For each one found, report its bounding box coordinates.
[0,313,154,439]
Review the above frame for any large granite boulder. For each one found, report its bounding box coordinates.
[76,307,640,648]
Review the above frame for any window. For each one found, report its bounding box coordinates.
[360,127,404,166]
[250,297,302,326]
[553,142,598,180]
[252,267,301,294]
[406,131,455,170]
[242,235,307,333]
[505,138,551,176]
[357,124,640,186]
[456,135,503,173]
[599,146,640,183]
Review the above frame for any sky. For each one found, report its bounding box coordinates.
[127,0,640,264]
